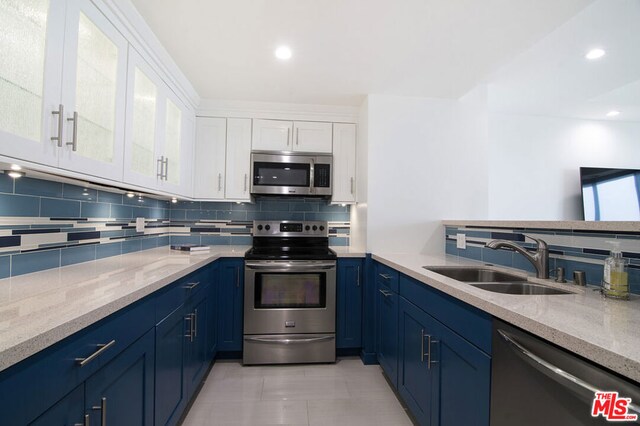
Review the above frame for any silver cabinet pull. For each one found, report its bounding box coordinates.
[67,111,78,151]
[182,282,199,290]
[421,329,427,362]
[193,308,198,338]
[75,340,116,366]
[51,104,64,147]
[218,173,222,191]
[350,177,354,194]
[427,334,439,369]
[379,273,392,280]
[157,156,164,179]
[296,127,299,145]
[91,397,106,426]
[185,315,194,342]
[73,413,90,426]
[244,174,248,192]
[378,288,392,297]
[356,266,360,286]
[498,329,640,415]
[163,157,169,180]
[245,335,334,344]
[286,128,290,146]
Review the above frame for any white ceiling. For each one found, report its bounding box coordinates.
[129,0,593,106]
[488,0,640,122]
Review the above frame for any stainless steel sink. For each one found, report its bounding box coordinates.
[424,266,526,283]
[423,266,573,295]
[470,282,573,295]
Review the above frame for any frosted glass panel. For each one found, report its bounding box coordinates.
[164,99,182,185]
[74,12,118,163]
[0,0,48,142]
[131,67,157,177]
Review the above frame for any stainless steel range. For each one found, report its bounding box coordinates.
[243,220,337,365]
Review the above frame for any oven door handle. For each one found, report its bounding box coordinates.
[244,336,335,345]
[245,262,336,270]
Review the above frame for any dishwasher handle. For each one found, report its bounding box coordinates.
[498,329,640,416]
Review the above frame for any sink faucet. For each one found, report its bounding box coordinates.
[486,235,549,279]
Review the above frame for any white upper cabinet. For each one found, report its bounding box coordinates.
[331,123,357,203]
[57,0,128,181]
[158,93,194,196]
[252,119,333,153]
[225,118,252,201]
[251,119,292,151]
[0,0,65,166]
[193,117,227,200]
[293,121,332,153]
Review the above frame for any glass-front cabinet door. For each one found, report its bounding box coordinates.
[57,0,127,181]
[123,48,162,189]
[0,0,65,166]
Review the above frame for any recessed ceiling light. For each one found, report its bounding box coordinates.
[586,48,605,60]
[606,110,620,117]
[6,170,24,178]
[171,197,177,204]
[10,164,22,171]
[126,192,135,198]
[275,46,292,60]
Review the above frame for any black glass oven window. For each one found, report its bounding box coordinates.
[253,162,310,187]
[255,273,326,309]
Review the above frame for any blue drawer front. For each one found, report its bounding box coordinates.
[375,262,399,293]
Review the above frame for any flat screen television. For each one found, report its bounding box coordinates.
[580,167,640,221]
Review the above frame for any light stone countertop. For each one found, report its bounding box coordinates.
[442,219,640,232]
[373,252,640,383]
[331,246,366,257]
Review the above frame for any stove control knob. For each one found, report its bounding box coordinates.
[257,225,263,231]
[312,225,317,231]
[319,226,325,231]
[305,225,310,231]
[265,225,271,231]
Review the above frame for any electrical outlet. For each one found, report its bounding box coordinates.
[136,217,145,233]
[456,233,466,249]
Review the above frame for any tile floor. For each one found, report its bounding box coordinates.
[181,357,414,426]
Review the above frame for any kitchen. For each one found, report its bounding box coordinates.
[0,0,639,425]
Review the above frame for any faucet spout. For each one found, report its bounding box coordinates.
[486,235,549,279]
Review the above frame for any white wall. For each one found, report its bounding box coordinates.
[365,93,489,254]
[349,99,369,250]
[488,113,640,219]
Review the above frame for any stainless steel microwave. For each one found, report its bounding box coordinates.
[250,152,332,196]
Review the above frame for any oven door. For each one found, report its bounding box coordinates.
[251,153,313,195]
[244,260,336,335]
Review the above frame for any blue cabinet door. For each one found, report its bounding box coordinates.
[336,259,363,349]
[185,287,210,401]
[437,320,491,426]
[217,259,244,352]
[85,329,155,426]
[398,297,439,426]
[155,304,188,426]
[206,262,219,359]
[376,281,399,387]
[29,384,85,426]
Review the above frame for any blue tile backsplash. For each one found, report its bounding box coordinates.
[0,176,351,278]
[445,225,640,294]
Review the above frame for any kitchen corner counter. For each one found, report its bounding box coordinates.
[331,246,366,257]
[0,245,250,373]
[372,252,640,383]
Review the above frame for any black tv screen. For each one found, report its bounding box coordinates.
[580,167,640,221]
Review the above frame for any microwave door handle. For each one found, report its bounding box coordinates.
[309,159,315,194]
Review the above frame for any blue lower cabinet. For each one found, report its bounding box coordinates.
[336,259,363,349]
[206,262,220,359]
[85,329,155,426]
[398,297,439,426]
[29,384,85,426]
[155,304,189,426]
[185,286,211,401]
[376,281,399,387]
[218,258,244,352]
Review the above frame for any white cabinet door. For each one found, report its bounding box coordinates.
[57,0,127,181]
[331,123,357,203]
[123,48,162,190]
[193,117,226,200]
[0,0,65,166]
[159,92,194,197]
[252,119,292,151]
[225,118,252,201]
[293,121,332,153]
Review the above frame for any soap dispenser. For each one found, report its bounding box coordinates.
[603,243,629,300]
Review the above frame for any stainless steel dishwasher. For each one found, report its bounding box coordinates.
[491,319,640,425]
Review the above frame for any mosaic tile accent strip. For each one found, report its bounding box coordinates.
[444,225,640,294]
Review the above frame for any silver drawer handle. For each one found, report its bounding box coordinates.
[73,413,90,426]
[92,397,107,426]
[182,282,199,290]
[498,329,640,415]
[379,273,392,280]
[75,340,116,367]
[245,336,334,345]
[378,289,393,297]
